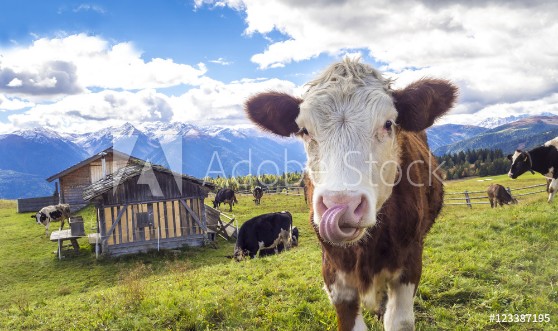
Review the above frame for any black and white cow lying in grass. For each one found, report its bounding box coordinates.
[32,204,71,236]
[233,211,294,261]
[508,137,558,203]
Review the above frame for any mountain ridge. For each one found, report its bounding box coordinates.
[2,114,558,199]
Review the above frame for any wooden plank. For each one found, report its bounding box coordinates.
[50,229,84,241]
[126,205,136,242]
[131,204,137,242]
[174,200,182,237]
[200,199,207,234]
[116,206,123,245]
[104,208,114,246]
[119,207,127,244]
[179,200,186,236]
[96,205,108,252]
[147,203,155,240]
[179,199,206,231]
[163,201,169,239]
[104,205,128,245]
[191,198,199,234]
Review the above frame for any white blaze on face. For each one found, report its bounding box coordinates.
[508,151,522,177]
[296,62,400,229]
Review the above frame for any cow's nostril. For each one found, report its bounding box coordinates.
[353,197,367,219]
[316,195,328,215]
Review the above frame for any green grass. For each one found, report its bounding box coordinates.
[0,174,556,330]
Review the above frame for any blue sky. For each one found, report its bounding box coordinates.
[0,1,557,133]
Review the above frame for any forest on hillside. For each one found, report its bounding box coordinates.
[436,148,510,180]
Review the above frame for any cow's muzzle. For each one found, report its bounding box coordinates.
[316,191,371,244]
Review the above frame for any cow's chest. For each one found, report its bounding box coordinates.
[544,166,555,179]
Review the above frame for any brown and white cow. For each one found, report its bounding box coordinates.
[487,183,517,208]
[253,186,264,205]
[245,59,457,331]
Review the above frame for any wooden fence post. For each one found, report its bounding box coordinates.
[464,190,472,208]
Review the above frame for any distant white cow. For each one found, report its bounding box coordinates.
[32,204,71,236]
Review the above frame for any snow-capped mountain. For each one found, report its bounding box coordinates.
[426,124,488,152]
[2,113,558,199]
[433,116,558,156]
[0,122,306,198]
[474,112,557,128]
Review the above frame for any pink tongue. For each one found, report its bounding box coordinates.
[319,204,358,243]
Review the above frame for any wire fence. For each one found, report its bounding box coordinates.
[445,182,548,208]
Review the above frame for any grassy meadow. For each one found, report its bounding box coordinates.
[0,173,556,330]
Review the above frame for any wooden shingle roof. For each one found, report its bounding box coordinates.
[82,161,215,201]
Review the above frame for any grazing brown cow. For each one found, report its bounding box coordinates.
[253,186,264,205]
[245,58,457,331]
[487,184,517,208]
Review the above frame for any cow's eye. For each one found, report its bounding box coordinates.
[298,127,309,136]
[384,120,393,131]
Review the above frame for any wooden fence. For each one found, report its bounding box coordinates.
[236,186,305,196]
[17,195,59,213]
[445,183,547,208]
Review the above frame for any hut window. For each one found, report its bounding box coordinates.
[136,212,153,228]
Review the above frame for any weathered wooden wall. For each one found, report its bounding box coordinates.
[90,154,129,183]
[17,196,59,213]
[60,165,91,209]
[100,198,206,249]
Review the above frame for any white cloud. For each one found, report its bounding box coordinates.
[204,0,558,118]
[7,78,22,87]
[170,76,298,126]
[438,92,558,126]
[0,94,34,111]
[4,76,298,133]
[209,57,233,65]
[0,34,207,97]
[7,89,174,132]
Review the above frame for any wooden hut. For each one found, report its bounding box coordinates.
[47,147,143,211]
[82,160,215,257]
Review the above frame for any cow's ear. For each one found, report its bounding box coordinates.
[30,215,35,219]
[392,79,458,132]
[507,154,513,161]
[245,92,302,137]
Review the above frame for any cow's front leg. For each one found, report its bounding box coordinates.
[324,270,365,331]
[60,219,65,231]
[383,281,416,331]
[548,178,557,203]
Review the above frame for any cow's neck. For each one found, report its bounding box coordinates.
[529,146,555,176]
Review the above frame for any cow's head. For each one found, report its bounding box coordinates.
[245,59,457,246]
[32,212,47,225]
[232,246,250,262]
[507,150,534,179]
